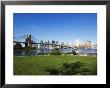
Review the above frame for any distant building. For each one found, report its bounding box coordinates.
[73,39,94,48]
[40,40,44,48]
[85,41,92,48]
[56,41,59,45]
[45,40,49,48]
[52,39,56,48]
[85,41,91,45]
[74,39,80,48]
[91,44,97,49]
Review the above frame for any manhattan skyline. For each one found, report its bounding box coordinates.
[14,13,97,44]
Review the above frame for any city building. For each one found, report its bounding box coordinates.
[74,39,81,48]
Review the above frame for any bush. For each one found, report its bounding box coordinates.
[50,48,61,55]
[46,69,60,75]
[72,50,77,55]
[14,43,23,50]
[46,62,91,75]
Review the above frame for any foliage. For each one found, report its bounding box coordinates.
[72,50,77,55]
[14,43,22,50]
[50,48,61,55]
[64,50,77,55]
[31,47,36,50]
[47,62,91,75]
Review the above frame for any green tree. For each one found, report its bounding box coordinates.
[72,50,77,55]
[14,43,22,50]
[51,48,61,55]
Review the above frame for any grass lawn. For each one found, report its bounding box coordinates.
[14,55,97,75]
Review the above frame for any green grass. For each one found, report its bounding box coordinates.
[14,55,97,75]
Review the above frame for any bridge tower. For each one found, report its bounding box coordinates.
[25,35,32,55]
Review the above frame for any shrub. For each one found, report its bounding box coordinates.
[72,50,77,55]
[14,42,23,50]
[50,48,61,55]
[46,62,91,75]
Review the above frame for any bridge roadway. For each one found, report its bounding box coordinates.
[14,41,72,48]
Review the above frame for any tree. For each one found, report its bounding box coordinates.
[14,43,22,50]
[51,48,61,55]
[72,50,77,55]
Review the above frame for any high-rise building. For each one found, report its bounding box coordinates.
[85,41,91,48]
[74,39,80,48]
[40,40,44,48]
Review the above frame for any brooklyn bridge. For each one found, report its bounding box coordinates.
[14,35,73,50]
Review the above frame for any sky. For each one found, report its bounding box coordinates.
[14,13,97,44]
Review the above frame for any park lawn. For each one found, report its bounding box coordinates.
[14,55,97,75]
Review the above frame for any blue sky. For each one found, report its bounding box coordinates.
[14,13,97,44]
